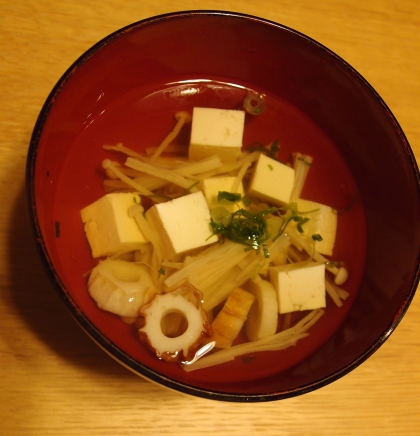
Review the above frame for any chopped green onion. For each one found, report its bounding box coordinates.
[243,93,266,115]
[210,206,232,227]
[294,216,310,233]
[210,207,277,254]
[312,234,323,241]
[272,202,315,241]
[217,191,242,204]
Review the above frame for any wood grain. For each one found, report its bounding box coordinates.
[1,1,419,435]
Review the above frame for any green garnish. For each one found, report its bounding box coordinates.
[272,202,313,241]
[158,267,166,276]
[210,207,277,253]
[312,234,323,241]
[210,201,317,256]
[210,206,231,228]
[294,215,310,233]
[268,164,274,171]
[218,191,242,204]
[243,93,266,116]
[217,191,250,211]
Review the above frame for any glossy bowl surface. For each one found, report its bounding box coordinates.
[26,10,420,402]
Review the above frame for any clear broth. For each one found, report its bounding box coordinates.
[52,79,366,384]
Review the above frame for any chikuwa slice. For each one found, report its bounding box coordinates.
[138,283,212,362]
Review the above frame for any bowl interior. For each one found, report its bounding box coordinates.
[27,11,420,401]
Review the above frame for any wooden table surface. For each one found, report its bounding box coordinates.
[1,1,419,434]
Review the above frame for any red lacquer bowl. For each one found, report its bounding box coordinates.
[26,10,420,402]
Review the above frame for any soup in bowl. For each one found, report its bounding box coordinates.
[26,10,420,401]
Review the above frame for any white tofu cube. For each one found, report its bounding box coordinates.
[200,176,246,213]
[247,154,295,206]
[80,193,148,258]
[189,107,245,162]
[146,191,218,259]
[269,262,326,314]
[295,199,338,256]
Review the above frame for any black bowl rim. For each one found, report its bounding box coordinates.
[25,9,420,402]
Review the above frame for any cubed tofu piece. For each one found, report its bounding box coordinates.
[269,262,326,314]
[80,193,148,258]
[189,107,245,162]
[200,176,246,213]
[295,198,338,256]
[146,191,218,259]
[247,154,295,206]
